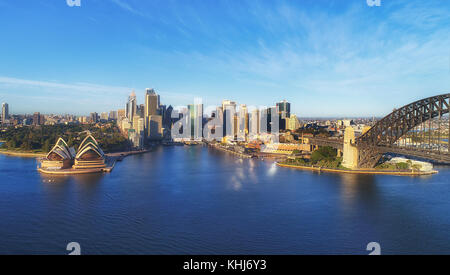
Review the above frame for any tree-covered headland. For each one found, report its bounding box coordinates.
[0,123,131,153]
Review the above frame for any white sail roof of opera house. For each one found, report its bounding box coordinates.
[46,137,75,160]
[75,134,105,159]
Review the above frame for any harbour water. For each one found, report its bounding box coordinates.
[0,145,450,254]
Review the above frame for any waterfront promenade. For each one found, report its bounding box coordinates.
[0,150,46,158]
[277,162,438,176]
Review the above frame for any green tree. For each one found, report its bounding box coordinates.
[311,146,337,164]
[43,139,51,153]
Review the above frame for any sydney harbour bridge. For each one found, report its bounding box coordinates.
[309,93,450,168]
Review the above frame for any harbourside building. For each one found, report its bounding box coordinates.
[40,134,107,171]
[40,138,75,170]
[72,135,107,170]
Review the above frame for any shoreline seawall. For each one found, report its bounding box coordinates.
[277,162,438,176]
[0,150,46,158]
[38,149,152,175]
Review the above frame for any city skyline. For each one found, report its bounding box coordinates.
[0,0,449,117]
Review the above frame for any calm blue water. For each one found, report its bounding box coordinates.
[0,145,450,255]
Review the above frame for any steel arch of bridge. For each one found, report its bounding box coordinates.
[356,93,450,168]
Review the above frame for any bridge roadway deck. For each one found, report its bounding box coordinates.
[377,146,450,164]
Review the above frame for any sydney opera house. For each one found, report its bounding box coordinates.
[39,134,107,173]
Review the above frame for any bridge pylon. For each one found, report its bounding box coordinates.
[342,127,360,169]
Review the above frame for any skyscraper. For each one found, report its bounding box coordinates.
[238,104,249,139]
[276,100,291,119]
[148,115,163,140]
[250,109,260,137]
[33,112,41,126]
[222,100,236,139]
[138,104,145,118]
[188,104,203,141]
[163,105,173,129]
[1,103,9,123]
[100,112,108,121]
[145,89,158,115]
[287,114,301,131]
[90,112,99,123]
[117,109,126,121]
[145,88,159,135]
[109,110,118,120]
[127,91,137,122]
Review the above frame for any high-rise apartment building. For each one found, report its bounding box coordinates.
[1,103,9,123]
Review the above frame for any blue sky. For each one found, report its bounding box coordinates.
[0,0,449,117]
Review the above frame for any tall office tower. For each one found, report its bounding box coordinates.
[100,112,109,121]
[215,106,223,120]
[159,104,166,120]
[163,105,173,129]
[138,104,145,118]
[133,116,141,132]
[126,91,137,122]
[121,118,132,131]
[250,109,260,137]
[90,112,99,123]
[33,112,41,126]
[1,103,9,123]
[188,104,203,141]
[263,106,279,135]
[148,115,163,140]
[276,100,289,131]
[276,100,291,119]
[137,118,145,134]
[117,109,126,121]
[109,111,118,121]
[222,100,236,139]
[145,88,158,115]
[238,104,249,139]
[145,88,159,134]
[259,108,269,134]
